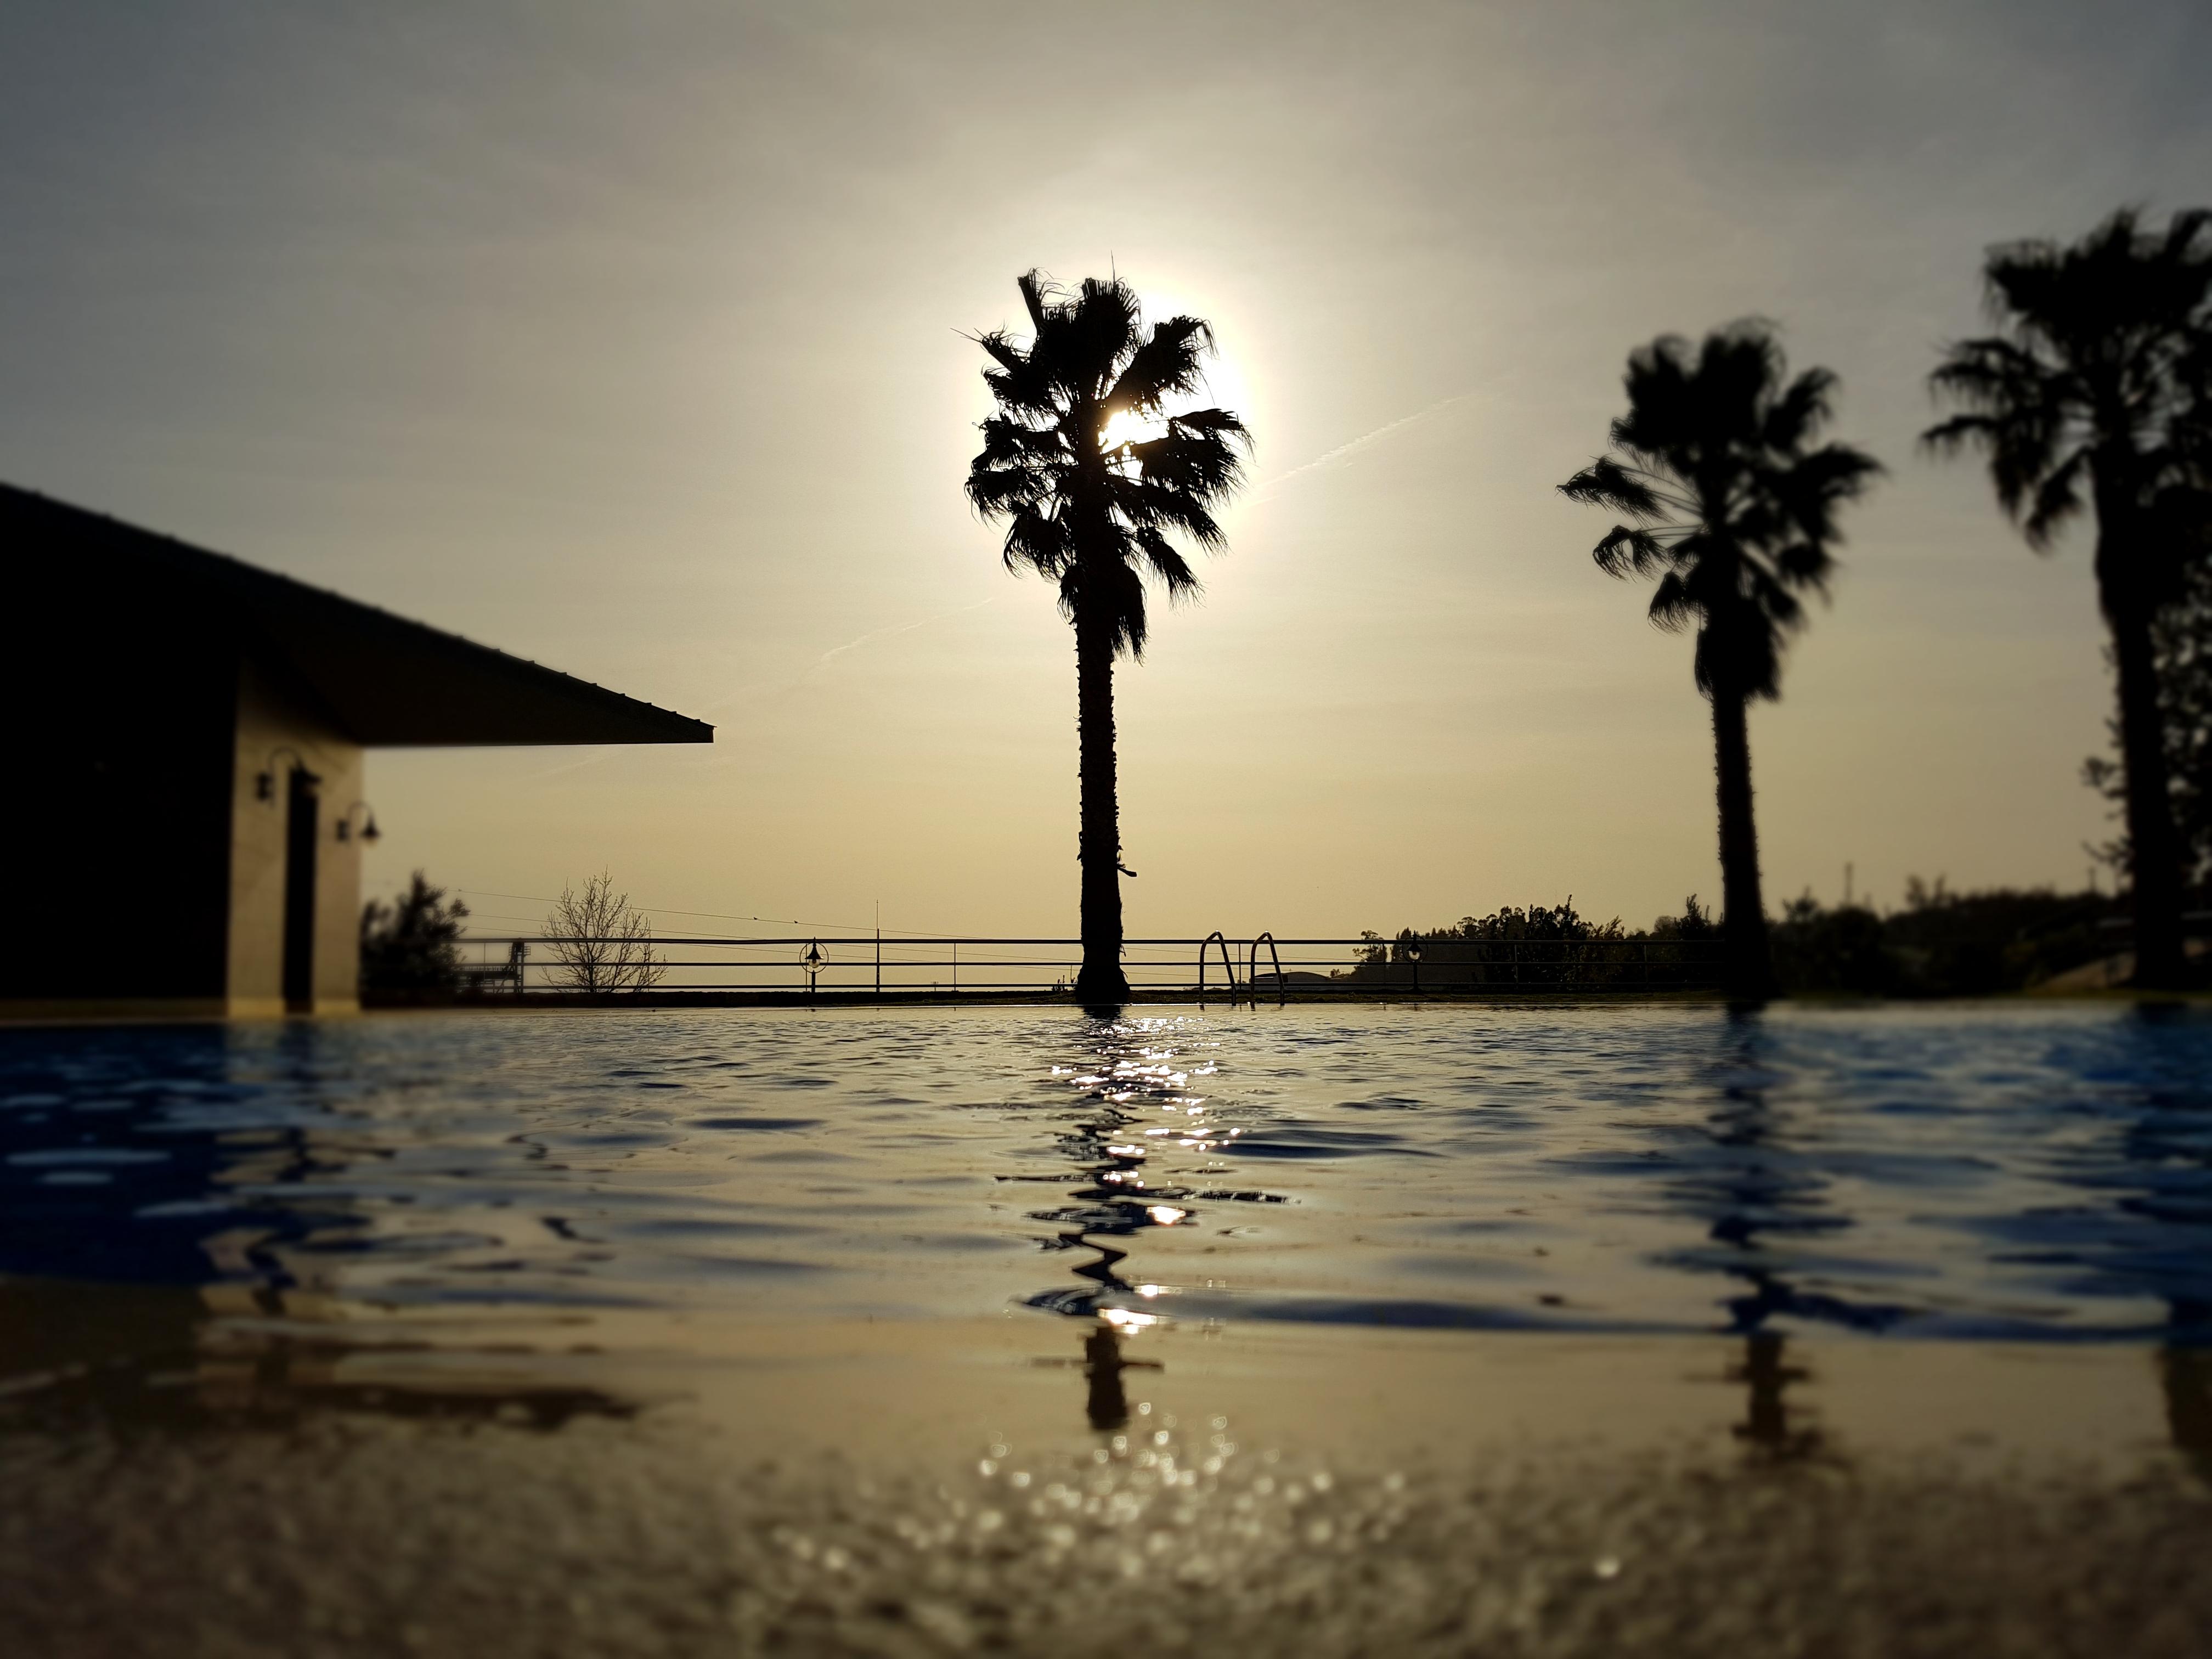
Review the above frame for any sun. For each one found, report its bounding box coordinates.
[1098,408,1162,453]
[1092,320,1253,456]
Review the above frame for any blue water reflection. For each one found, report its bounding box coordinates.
[3,1005,2210,1346]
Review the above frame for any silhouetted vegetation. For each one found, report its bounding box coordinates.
[359,872,470,995]
[966,271,1250,1005]
[1773,880,2132,995]
[1561,324,1881,1002]
[1356,885,2127,997]
[1872,881,2127,995]
[1928,208,2212,989]
[1345,897,1722,991]
[544,872,664,995]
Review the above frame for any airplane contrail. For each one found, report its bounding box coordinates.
[798,595,1000,685]
[1248,392,1477,504]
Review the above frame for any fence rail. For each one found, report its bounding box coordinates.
[443,932,1729,1001]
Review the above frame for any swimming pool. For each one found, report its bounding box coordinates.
[5,1002,2209,1356]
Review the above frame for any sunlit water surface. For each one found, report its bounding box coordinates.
[10,1002,2212,1659]
[4,1003,2210,1353]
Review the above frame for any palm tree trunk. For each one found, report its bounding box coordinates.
[2100,530,2187,988]
[1073,614,1129,1006]
[1710,688,1775,1001]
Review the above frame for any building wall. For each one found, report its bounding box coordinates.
[226,658,364,1017]
[0,583,236,1016]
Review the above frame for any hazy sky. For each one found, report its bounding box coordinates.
[5,1,2209,943]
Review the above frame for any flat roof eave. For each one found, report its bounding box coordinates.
[3,482,714,748]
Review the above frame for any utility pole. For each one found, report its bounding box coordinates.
[952,940,959,997]
[874,901,881,1002]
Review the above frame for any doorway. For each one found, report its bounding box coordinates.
[282,768,319,1012]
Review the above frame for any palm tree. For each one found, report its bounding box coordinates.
[965,272,1250,1005]
[1561,324,1881,1001]
[1926,208,2212,989]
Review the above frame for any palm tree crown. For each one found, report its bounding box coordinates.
[1925,208,2212,611]
[1561,324,1882,699]
[964,272,1250,657]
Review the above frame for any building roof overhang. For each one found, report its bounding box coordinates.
[3,483,713,747]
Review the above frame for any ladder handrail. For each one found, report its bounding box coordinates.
[1247,932,1285,1007]
[1198,930,1240,1006]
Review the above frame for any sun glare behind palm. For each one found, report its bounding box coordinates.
[1098,408,1164,452]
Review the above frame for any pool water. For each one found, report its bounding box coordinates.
[4,1003,2210,1361]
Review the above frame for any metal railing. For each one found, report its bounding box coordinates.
[445,932,1728,1001]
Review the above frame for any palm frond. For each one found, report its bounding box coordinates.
[2023,445,2091,549]
[1133,526,1202,596]
[1107,315,1214,415]
[1771,540,1834,595]
[1128,484,1227,550]
[1057,554,1150,659]
[1559,456,1663,517]
[1127,416,1249,504]
[1763,366,1837,452]
[1002,509,1069,577]
[974,416,1071,470]
[1647,571,1695,633]
[1592,524,1669,578]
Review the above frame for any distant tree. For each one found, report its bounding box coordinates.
[1772,889,1893,995]
[964,271,1250,1005]
[359,872,469,994]
[1345,896,1733,993]
[1561,325,1881,1000]
[1926,207,2212,988]
[1878,879,2118,996]
[544,872,664,996]
[1651,894,1717,940]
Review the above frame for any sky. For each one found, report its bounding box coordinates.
[4,1,2209,944]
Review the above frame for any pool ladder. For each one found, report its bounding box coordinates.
[1198,931,1285,1007]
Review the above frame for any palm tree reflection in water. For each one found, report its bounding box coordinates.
[1081,1322,1163,1432]
[1729,1331,1821,1463]
[1012,1019,1222,1431]
[2160,1304,2212,1485]
[1671,1016,1893,1464]
[1017,1020,1219,1323]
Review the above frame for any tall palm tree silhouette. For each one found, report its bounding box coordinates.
[966,272,1250,1004]
[1561,325,1880,1000]
[1926,209,2212,989]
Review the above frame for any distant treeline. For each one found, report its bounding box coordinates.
[1348,883,2131,997]
[1344,898,1722,994]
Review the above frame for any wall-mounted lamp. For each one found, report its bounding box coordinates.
[334,801,381,844]
[255,747,322,802]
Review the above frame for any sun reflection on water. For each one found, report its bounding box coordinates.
[1016,1015,1279,1324]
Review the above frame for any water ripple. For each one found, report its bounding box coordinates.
[0,1005,2208,1344]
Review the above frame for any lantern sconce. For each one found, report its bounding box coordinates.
[335,802,381,844]
[255,747,321,803]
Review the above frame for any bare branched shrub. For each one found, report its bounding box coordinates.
[544,872,664,996]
